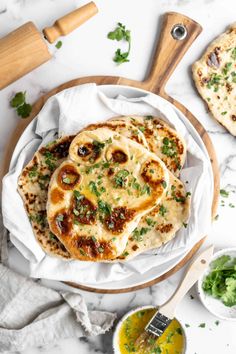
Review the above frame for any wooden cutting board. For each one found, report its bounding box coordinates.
[1,12,220,293]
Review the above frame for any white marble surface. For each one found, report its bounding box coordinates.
[0,0,236,353]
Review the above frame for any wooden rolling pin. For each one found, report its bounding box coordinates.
[0,1,98,90]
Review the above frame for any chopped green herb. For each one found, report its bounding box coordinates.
[89,181,101,197]
[159,204,167,217]
[102,161,110,169]
[74,190,84,201]
[162,180,167,188]
[85,163,101,174]
[122,251,129,257]
[43,151,57,171]
[141,184,151,196]
[114,169,129,188]
[185,324,190,328]
[229,203,235,208]
[28,166,38,178]
[132,227,150,242]
[136,311,146,318]
[145,115,153,120]
[222,62,232,75]
[49,232,57,241]
[55,40,62,49]
[220,189,229,198]
[138,126,145,133]
[146,217,157,227]
[106,137,112,144]
[73,209,79,216]
[215,320,220,326]
[171,190,186,203]
[206,73,222,91]
[62,177,71,184]
[182,222,188,228]
[198,323,206,328]
[175,327,183,335]
[98,247,104,253]
[30,213,46,226]
[79,248,86,256]
[186,191,191,197]
[93,140,105,154]
[98,200,112,215]
[161,137,177,158]
[231,47,236,60]
[166,331,174,343]
[221,111,227,115]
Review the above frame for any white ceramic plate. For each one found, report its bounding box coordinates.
[197,247,236,321]
[8,84,214,291]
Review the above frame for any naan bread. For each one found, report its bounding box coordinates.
[117,173,191,261]
[83,120,149,149]
[47,128,169,261]
[113,116,186,176]
[192,24,236,136]
[18,136,75,259]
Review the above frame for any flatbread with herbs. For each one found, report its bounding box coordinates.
[192,24,236,136]
[18,136,75,259]
[47,128,169,261]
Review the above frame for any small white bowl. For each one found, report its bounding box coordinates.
[197,247,236,321]
[113,305,187,354]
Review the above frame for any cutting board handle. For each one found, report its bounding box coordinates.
[142,12,202,95]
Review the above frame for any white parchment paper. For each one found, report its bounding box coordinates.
[2,84,213,284]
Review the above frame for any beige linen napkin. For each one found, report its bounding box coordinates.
[0,209,116,353]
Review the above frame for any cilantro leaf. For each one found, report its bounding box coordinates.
[16,103,32,118]
[107,22,131,65]
[10,92,26,108]
[221,278,236,307]
[10,91,32,118]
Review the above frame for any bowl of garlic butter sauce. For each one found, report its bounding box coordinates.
[113,305,187,354]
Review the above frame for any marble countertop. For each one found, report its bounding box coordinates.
[0,0,236,353]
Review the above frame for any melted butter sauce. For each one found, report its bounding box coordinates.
[118,308,184,354]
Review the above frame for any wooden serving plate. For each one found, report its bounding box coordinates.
[2,12,220,293]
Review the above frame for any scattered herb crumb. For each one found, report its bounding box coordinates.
[185,324,190,328]
[220,189,229,198]
[215,320,220,326]
[55,40,62,49]
[198,323,206,328]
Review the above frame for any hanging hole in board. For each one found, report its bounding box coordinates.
[171,24,187,40]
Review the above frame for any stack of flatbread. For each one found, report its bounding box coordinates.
[18,115,191,262]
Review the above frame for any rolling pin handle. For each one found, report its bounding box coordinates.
[43,1,98,44]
